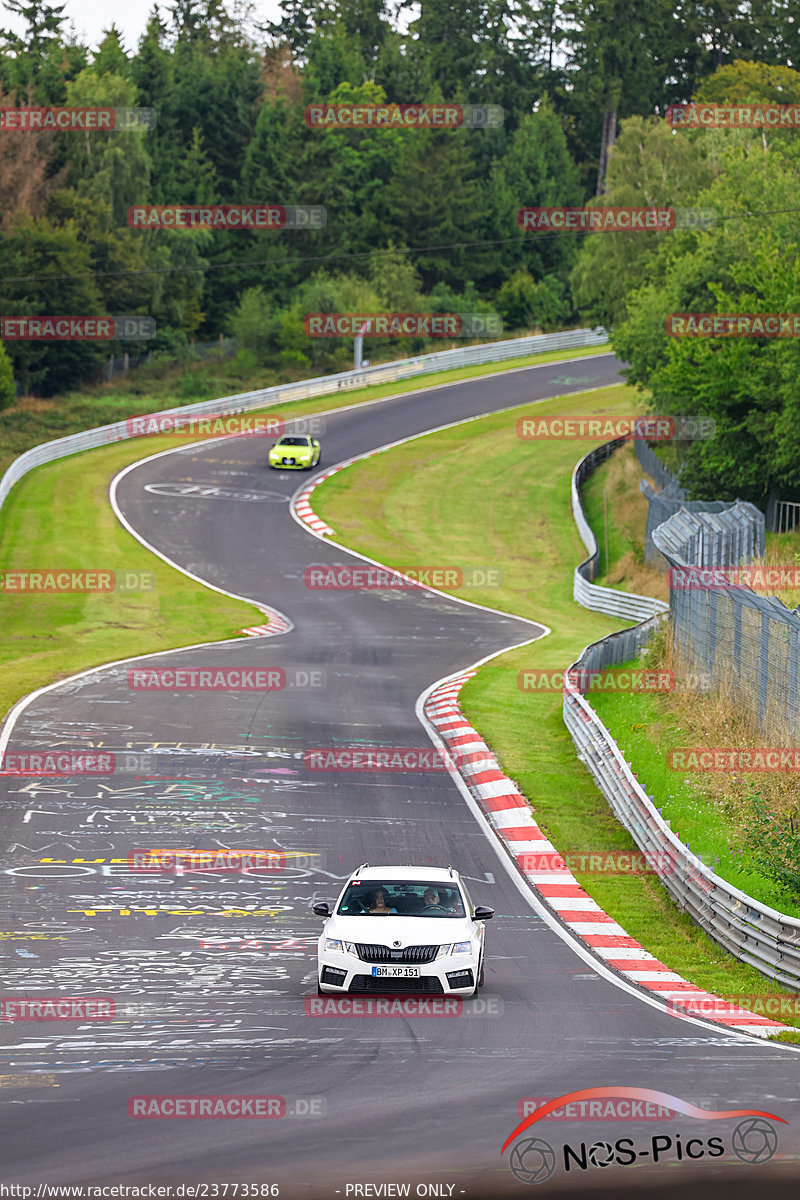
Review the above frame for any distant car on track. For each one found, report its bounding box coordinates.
[268,434,321,470]
[313,863,493,997]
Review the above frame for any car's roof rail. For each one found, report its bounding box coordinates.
[353,862,369,876]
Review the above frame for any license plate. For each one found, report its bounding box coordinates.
[371,966,420,978]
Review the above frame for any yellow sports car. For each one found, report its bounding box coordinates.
[268,434,321,470]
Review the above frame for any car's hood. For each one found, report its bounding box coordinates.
[325,914,475,944]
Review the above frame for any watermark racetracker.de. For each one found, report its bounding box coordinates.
[304,747,477,772]
[0,751,116,775]
[668,995,800,1020]
[517,667,712,694]
[516,415,716,440]
[126,667,326,691]
[518,206,717,232]
[667,313,800,337]
[0,107,156,130]
[669,565,800,591]
[0,570,155,592]
[515,850,677,875]
[667,103,800,128]
[304,995,503,1017]
[304,313,502,338]
[666,747,800,771]
[0,316,155,340]
[1,996,116,1020]
[128,204,325,229]
[128,849,320,874]
[116,413,325,440]
[128,1095,325,1118]
[304,103,503,129]
[304,564,502,590]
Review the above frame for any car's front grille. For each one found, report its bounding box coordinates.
[349,974,444,994]
[354,944,438,964]
[282,457,296,465]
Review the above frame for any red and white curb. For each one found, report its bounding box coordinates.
[292,451,386,538]
[293,469,340,537]
[237,606,293,638]
[425,673,791,1038]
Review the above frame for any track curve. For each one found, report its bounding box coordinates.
[2,354,799,1195]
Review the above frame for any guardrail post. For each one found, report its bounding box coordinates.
[354,319,371,370]
[759,610,771,727]
[791,627,800,734]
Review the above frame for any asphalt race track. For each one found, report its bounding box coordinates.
[2,353,799,1196]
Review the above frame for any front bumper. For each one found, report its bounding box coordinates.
[318,949,477,995]
[269,457,313,469]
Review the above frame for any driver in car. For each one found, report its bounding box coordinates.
[422,888,448,912]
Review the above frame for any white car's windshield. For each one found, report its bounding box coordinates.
[337,881,466,917]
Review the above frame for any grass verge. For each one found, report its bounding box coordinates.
[580,441,668,602]
[313,383,800,1035]
[589,654,800,920]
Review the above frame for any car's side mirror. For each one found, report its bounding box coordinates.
[472,906,495,920]
[313,902,330,917]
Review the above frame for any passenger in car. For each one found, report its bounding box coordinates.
[368,888,397,914]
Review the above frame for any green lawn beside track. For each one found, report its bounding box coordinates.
[587,685,800,921]
[313,383,800,1037]
[0,344,609,721]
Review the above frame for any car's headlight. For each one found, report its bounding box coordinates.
[343,942,357,955]
[436,944,452,959]
[324,938,342,951]
[451,941,473,955]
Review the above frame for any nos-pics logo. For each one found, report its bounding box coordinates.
[502,1087,783,1185]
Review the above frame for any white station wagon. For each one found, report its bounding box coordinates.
[314,863,494,998]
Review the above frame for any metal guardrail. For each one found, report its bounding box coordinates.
[572,439,669,622]
[563,679,800,988]
[566,443,800,989]
[0,326,608,517]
